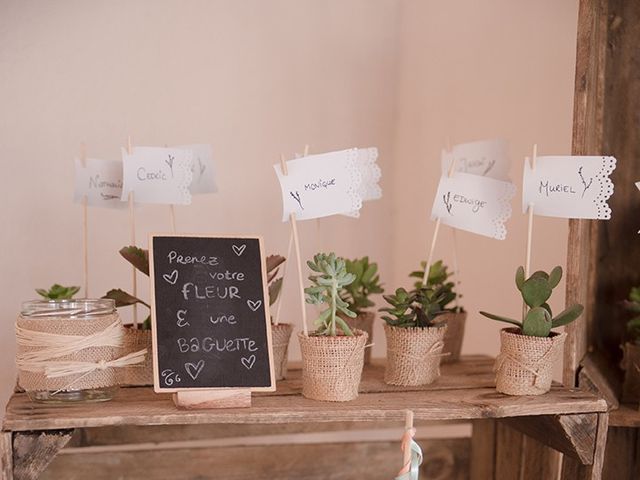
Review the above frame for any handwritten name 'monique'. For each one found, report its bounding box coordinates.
[304,178,336,191]
[539,180,576,197]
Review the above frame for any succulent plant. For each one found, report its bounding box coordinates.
[409,260,459,312]
[380,285,449,328]
[305,253,357,336]
[623,286,640,344]
[340,256,384,314]
[36,284,80,300]
[479,266,584,337]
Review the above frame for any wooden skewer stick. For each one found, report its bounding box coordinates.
[127,136,138,328]
[522,144,537,320]
[401,409,414,473]
[525,144,538,278]
[422,149,458,286]
[80,142,89,298]
[280,153,308,336]
[445,138,461,309]
[170,205,177,233]
[274,229,294,326]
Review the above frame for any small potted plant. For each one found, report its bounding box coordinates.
[340,256,384,364]
[266,255,292,380]
[410,260,465,363]
[380,284,450,386]
[480,266,583,396]
[103,246,153,386]
[36,284,81,300]
[299,253,368,402]
[621,286,640,402]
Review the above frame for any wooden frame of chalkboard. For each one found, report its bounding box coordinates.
[149,234,276,395]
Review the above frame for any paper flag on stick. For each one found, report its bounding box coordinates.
[431,172,516,240]
[441,139,509,180]
[73,158,126,209]
[121,147,193,205]
[274,148,380,221]
[176,144,217,195]
[522,156,616,219]
[342,147,382,217]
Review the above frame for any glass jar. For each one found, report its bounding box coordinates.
[17,299,121,403]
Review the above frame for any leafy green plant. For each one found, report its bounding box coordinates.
[36,284,80,300]
[340,256,383,314]
[103,246,151,330]
[379,286,449,328]
[267,255,286,308]
[623,286,640,344]
[305,253,357,336]
[479,266,584,337]
[409,260,459,312]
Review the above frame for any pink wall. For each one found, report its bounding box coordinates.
[0,0,578,409]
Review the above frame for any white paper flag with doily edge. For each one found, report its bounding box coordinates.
[522,156,616,219]
[73,158,126,209]
[431,172,516,240]
[121,147,193,205]
[274,148,381,221]
[176,144,217,195]
[441,139,510,181]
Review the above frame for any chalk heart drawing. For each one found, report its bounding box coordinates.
[163,269,179,285]
[247,299,262,312]
[241,355,256,370]
[232,244,247,256]
[185,360,205,380]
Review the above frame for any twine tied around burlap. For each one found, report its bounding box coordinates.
[299,330,368,402]
[395,427,423,480]
[384,324,448,386]
[16,318,146,394]
[494,329,565,395]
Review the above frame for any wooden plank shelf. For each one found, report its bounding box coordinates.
[609,404,640,428]
[3,356,606,432]
[0,356,609,479]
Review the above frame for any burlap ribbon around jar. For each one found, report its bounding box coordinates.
[271,323,294,381]
[16,315,146,393]
[298,329,368,402]
[442,311,467,364]
[494,328,566,396]
[384,323,448,386]
[117,328,154,387]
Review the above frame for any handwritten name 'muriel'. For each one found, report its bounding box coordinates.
[539,180,577,196]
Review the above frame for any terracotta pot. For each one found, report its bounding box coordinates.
[383,321,448,386]
[271,323,293,381]
[494,328,565,396]
[298,329,368,402]
[442,311,467,363]
[343,311,375,364]
[621,341,640,403]
[117,328,153,387]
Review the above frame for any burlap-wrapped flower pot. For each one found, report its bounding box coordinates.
[621,342,640,403]
[343,311,375,364]
[271,323,293,381]
[442,311,467,363]
[384,322,448,386]
[298,329,368,402]
[494,328,566,396]
[117,328,153,386]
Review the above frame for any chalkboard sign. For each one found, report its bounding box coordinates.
[149,235,275,392]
